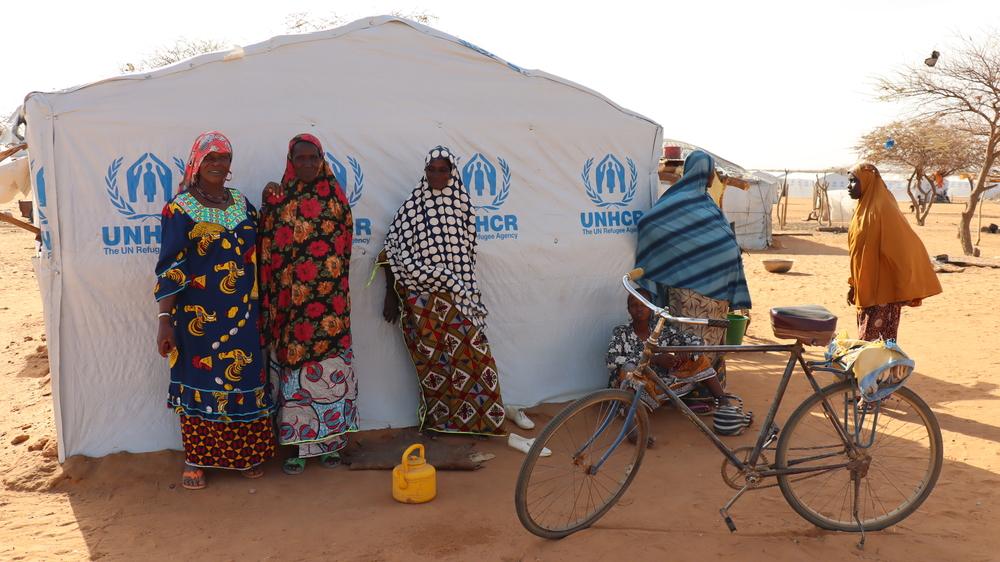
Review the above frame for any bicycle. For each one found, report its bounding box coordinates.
[514,269,942,547]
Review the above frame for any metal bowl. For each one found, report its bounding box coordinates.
[762,259,794,274]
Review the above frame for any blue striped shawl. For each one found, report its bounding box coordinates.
[635,150,751,310]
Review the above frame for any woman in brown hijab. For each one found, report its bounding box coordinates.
[847,162,942,340]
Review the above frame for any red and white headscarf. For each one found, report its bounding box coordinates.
[180,130,233,191]
[280,133,334,184]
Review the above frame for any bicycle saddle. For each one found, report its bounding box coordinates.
[770,305,837,346]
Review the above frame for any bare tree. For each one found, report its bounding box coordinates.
[121,38,230,73]
[284,10,437,34]
[857,118,982,225]
[284,12,346,33]
[120,11,439,73]
[0,113,8,148]
[878,32,1000,254]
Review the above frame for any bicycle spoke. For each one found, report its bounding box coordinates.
[516,390,648,538]
[777,383,942,532]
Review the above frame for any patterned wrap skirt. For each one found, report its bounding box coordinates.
[269,349,358,458]
[397,283,506,435]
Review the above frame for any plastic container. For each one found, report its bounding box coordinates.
[392,443,436,504]
[725,313,748,345]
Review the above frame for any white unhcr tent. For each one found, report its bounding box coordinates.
[22,16,663,460]
[721,171,779,250]
[659,140,778,250]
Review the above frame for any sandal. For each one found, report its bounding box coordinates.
[282,457,306,475]
[685,400,716,416]
[319,452,341,469]
[241,465,264,479]
[181,467,206,490]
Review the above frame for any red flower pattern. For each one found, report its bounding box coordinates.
[308,240,330,258]
[293,321,315,342]
[295,261,318,282]
[258,171,353,369]
[306,302,326,318]
[274,226,293,248]
[299,198,322,219]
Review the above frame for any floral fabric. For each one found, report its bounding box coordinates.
[258,135,353,369]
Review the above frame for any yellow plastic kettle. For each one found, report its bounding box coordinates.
[392,443,436,504]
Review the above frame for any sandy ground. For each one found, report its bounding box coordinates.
[1,198,1000,561]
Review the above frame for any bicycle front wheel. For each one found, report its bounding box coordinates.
[776,381,943,531]
[514,389,649,539]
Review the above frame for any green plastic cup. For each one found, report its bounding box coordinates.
[725,313,748,345]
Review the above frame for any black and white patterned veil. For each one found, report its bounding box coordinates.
[385,146,488,326]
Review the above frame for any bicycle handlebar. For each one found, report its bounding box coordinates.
[621,272,730,329]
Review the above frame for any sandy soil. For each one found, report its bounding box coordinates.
[1,198,999,561]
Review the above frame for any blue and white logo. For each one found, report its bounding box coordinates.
[105,152,185,222]
[101,152,183,256]
[462,153,511,212]
[582,154,638,208]
[580,153,643,236]
[461,152,518,241]
[456,39,527,75]
[33,163,52,254]
[325,152,371,245]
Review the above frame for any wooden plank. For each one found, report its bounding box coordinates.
[0,143,27,163]
[0,212,41,235]
[934,254,1000,268]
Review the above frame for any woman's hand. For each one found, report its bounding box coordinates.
[847,286,856,306]
[262,181,284,203]
[653,352,679,371]
[383,292,401,324]
[157,318,176,358]
[908,298,923,307]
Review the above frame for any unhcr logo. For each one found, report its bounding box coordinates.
[580,153,642,236]
[100,152,184,256]
[461,152,518,241]
[325,152,372,246]
[33,163,52,254]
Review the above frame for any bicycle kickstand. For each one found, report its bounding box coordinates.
[719,484,750,532]
[852,480,866,550]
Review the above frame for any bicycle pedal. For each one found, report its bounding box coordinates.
[719,509,737,532]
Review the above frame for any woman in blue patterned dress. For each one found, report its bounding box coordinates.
[154,131,275,490]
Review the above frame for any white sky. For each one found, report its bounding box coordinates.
[5,0,999,169]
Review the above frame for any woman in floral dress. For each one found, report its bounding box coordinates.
[258,133,357,474]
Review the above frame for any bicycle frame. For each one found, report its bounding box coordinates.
[612,273,865,481]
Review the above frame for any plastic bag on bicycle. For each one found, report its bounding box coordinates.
[826,337,915,401]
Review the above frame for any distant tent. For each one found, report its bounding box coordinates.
[659,140,777,250]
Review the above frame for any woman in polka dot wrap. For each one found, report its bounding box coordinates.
[380,147,507,435]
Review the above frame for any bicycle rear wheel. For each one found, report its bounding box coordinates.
[514,389,649,539]
[776,381,942,531]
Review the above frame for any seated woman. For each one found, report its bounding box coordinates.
[607,290,751,442]
[607,289,725,409]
